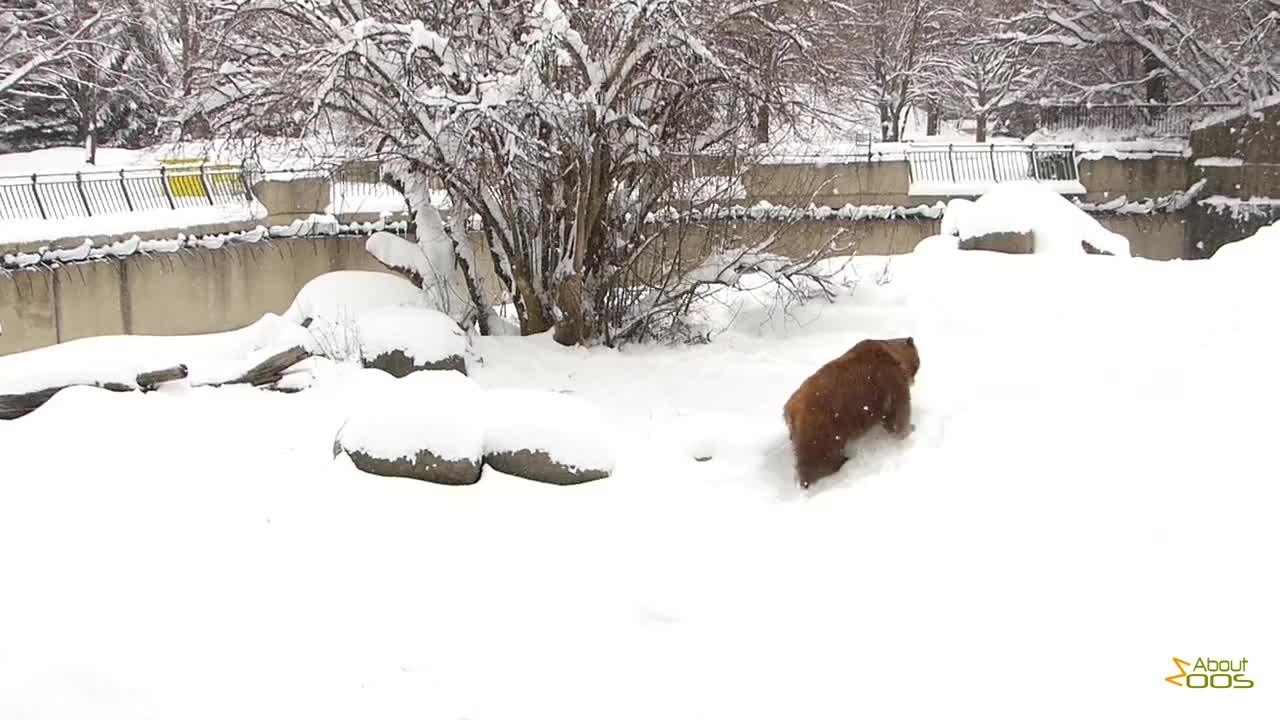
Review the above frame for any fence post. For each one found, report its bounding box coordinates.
[74,171,91,216]
[198,162,215,205]
[1030,144,1039,180]
[119,169,133,212]
[989,143,998,182]
[159,166,176,209]
[946,144,957,184]
[31,174,47,220]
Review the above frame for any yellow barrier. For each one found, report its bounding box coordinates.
[160,158,243,198]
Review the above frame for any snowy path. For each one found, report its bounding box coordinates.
[0,253,1277,719]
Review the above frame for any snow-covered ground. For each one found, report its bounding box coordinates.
[1,240,1278,718]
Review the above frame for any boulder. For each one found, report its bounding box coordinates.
[358,305,469,378]
[483,389,615,485]
[958,229,1034,254]
[334,370,484,485]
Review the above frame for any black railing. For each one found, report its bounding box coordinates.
[906,143,1078,187]
[0,163,254,222]
[1037,103,1239,137]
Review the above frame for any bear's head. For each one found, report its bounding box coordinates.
[883,336,920,382]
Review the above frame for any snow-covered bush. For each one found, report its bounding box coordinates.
[941,182,1132,257]
[200,0,853,346]
[334,370,484,486]
[357,305,469,378]
[483,389,615,485]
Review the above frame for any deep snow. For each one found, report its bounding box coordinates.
[0,244,1278,719]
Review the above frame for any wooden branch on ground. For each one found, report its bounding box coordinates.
[136,365,188,391]
[216,346,311,388]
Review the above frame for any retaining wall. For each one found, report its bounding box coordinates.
[0,235,390,356]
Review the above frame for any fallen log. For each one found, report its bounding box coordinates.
[218,346,311,388]
[136,364,188,391]
[0,382,133,421]
[1,348,313,421]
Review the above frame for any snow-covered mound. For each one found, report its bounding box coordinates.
[943,181,1132,257]
[283,270,428,360]
[912,234,960,254]
[483,388,615,484]
[358,305,468,377]
[335,369,484,485]
[1212,220,1280,262]
[283,270,426,329]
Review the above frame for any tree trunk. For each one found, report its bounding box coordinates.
[975,113,988,143]
[878,102,895,142]
[1143,50,1168,103]
[926,101,940,136]
[83,114,97,165]
[755,103,770,144]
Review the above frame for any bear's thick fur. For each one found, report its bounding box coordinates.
[783,337,920,489]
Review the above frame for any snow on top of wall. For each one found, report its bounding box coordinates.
[1194,156,1245,167]
[1,217,410,271]
[943,181,1132,257]
[1198,195,1280,221]
[358,305,467,364]
[646,200,947,225]
[337,369,484,464]
[484,387,616,473]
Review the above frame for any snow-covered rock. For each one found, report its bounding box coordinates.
[943,181,1132,257]
[334,370,484,485]
[912,234,961,254]
[285,271,427,327]
[283,270,428,359]
[358,305,469,377]
[483,389,614,485]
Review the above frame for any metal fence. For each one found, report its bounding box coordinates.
[1037,103,1239,137]
[906,143,1079,187]
[0,163,254,222]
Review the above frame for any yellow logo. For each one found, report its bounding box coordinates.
[1167,656,1253,688]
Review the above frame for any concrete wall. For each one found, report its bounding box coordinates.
[1078,156,1190,203]
[0,235,392,356]
[743,161,915,207]
[1184,98,1280,257]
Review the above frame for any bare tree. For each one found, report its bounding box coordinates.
[0,0,110,98]
[1010,0,1280,103]
[198,0,850,346]
[1,0,176,160]
[836,0,957,142]
[941,0,1043,141]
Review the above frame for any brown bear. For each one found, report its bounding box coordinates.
[783,337,920,489]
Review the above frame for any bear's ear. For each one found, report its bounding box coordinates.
[905,336,915,347]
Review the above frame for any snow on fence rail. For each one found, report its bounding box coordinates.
[0,163,254,222]
[1037,103,1239,137]
[906,143,1081,195]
